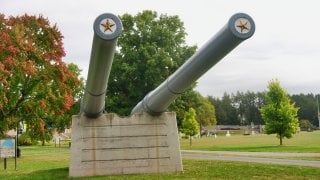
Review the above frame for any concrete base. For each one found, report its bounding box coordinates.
[69,112,182,177]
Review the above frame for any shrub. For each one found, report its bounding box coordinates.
[18,133,32,146]
[300,119,312,131]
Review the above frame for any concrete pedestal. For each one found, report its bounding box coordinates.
[69,112,182,177]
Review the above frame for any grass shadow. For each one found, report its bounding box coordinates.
[6,168,69,180]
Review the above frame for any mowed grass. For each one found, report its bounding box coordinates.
[1,145,320,179]
[0,145,69,179]
[180,131,320,152]
[0,131,319,179]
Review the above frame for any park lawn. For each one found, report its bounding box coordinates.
[180,131,320,152]
[0,145,320,179]
[0,146,69,174]
[0,132,320,179]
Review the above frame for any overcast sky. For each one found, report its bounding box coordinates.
[1,0,320,97]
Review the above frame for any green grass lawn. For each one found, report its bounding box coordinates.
[180,131,320,152]
[0,131,319,179]
[1,145,320,179]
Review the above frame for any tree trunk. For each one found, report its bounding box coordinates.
[42,138,45,146]
[279,130,283,146]
[189,136,192,147]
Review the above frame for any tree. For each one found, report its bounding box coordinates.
[299,119,313,131]
[208,96,227,125]
[54,63,84,133]
[291,93,319,126]
[169,88,200,129]
[105,10,196,116]
[0,14,81,143]
[196,96,216,134]
[169,89,216,130]
[181,108,199,146]
[209,92,265,126]
[209,93,238,125]
[260,80,299,145]
[233,91,264,125]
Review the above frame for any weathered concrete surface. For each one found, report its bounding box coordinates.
[69,112,182,177]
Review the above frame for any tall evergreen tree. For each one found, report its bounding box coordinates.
[291,93,318,127]
[233,91,264,125]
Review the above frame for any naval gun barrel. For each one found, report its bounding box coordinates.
[81,13,122,118]
[131,13,255,115]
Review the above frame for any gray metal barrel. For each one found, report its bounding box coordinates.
[131,13,255,115]
[81,13,123,118]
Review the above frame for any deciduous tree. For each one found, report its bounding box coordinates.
[0,14,81,142]
[260,80,299,145]
[197,95,216,133]
[181,107,199,146]
[105,10,196,116]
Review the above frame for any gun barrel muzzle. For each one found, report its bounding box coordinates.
[81,13,123,118]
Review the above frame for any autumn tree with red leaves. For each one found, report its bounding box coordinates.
[0,14,82,144]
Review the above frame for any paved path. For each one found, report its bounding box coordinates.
[181,150,320,167]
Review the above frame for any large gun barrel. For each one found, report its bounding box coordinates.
[131,13,255,115]
[81,13,123,118]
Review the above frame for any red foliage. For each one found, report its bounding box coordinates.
[63,94,75,111]
[40,99,47,108]
[0,13,81,133]
[7,45,20,55]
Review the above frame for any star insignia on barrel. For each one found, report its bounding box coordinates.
[101,19,115,32]
[236,20,249,33]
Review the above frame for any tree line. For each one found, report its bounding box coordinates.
[208,91,319,127]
